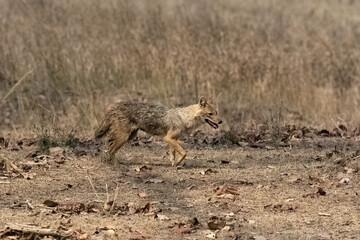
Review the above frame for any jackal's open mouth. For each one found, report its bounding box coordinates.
[205,119,219,129]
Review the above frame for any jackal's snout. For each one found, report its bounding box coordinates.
[205,119,219,129]
[205,117,222,129]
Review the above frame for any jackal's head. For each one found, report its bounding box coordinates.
[198,96,222,129]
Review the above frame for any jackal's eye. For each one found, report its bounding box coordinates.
[208,113,213,116]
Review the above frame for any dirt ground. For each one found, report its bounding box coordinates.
[0,134,359,240]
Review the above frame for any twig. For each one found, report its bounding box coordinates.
[25,200,34,210]
[0,154,24,177]
[331,118,346,140]
[103,183,110,211]
[110,183,120,213]
[105,183,109,203]
[0,69,34,108]
[9,161,23,176]
[69,112,86,135]
[1,223,72,239]
[85,170,101,201]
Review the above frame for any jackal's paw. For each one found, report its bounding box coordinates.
[174,159,185,167]
[172,161,182,167]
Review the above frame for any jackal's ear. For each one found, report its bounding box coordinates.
[199,96,207,107]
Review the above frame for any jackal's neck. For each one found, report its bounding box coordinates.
[177,104,203,129]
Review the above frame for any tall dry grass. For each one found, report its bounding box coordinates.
[1,0,360,132]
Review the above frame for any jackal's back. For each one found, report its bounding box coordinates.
[115,102,172,136]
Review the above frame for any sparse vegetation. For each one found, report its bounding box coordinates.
[265,101,286,143]
[33,126,77,154]
[0,0,360,132]
[220,129,239,145]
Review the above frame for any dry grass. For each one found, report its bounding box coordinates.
[1,0,360,132]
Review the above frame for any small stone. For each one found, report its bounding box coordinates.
[339,178,350,184]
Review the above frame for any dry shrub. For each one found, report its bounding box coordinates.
[0,0,360,131]
[33,125,78,154]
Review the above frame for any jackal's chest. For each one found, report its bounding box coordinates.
[182,116,203,132]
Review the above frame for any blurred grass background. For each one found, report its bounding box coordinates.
[1,0,360,133]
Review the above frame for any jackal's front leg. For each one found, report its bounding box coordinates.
[169,146,176,166]
[164,133,187,166]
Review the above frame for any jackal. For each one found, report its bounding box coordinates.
[95,97,222,166]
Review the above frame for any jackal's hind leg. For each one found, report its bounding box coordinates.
[128,129,138,141]
[108,131,131,161]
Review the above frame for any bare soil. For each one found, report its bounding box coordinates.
[0,135,359,240]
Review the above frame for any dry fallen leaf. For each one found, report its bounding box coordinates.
[54,157,66,164]
[156,214,170,221]
[22,173,35,180]
[217,194,236,200]
[252,235,267,240]
[145,178,164,184]
[128,230,151,240]
[172,217,200,234]
[317,234,332,240]
[173,224,192,234]
[317,187,326,196]
[303,187,326,198]
[205,231,216,239]
[200,168,218,175]
[21,160,48,168]
[134,165,152,172]
[43,200,59,207]
[77,233,88,239]
[336,172,347,180]
[339,178,350,184]
[215,187,239,195]
[95,225,117,237]
[309,175,322,183]
[56,202,86,214]
[302,192,317,198]
[221,226,231,231]
[288,176,302,183]
[208,216,226,230]
[223,212,235,221]
[138,192,148,198]
[135,203,151,214]
[268,201,298,212]
[188,217,200,227]
[49,147,64,156]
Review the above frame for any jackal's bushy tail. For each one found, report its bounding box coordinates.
[95,117,110,139]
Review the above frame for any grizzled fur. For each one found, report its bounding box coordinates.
[95,97,222,166]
